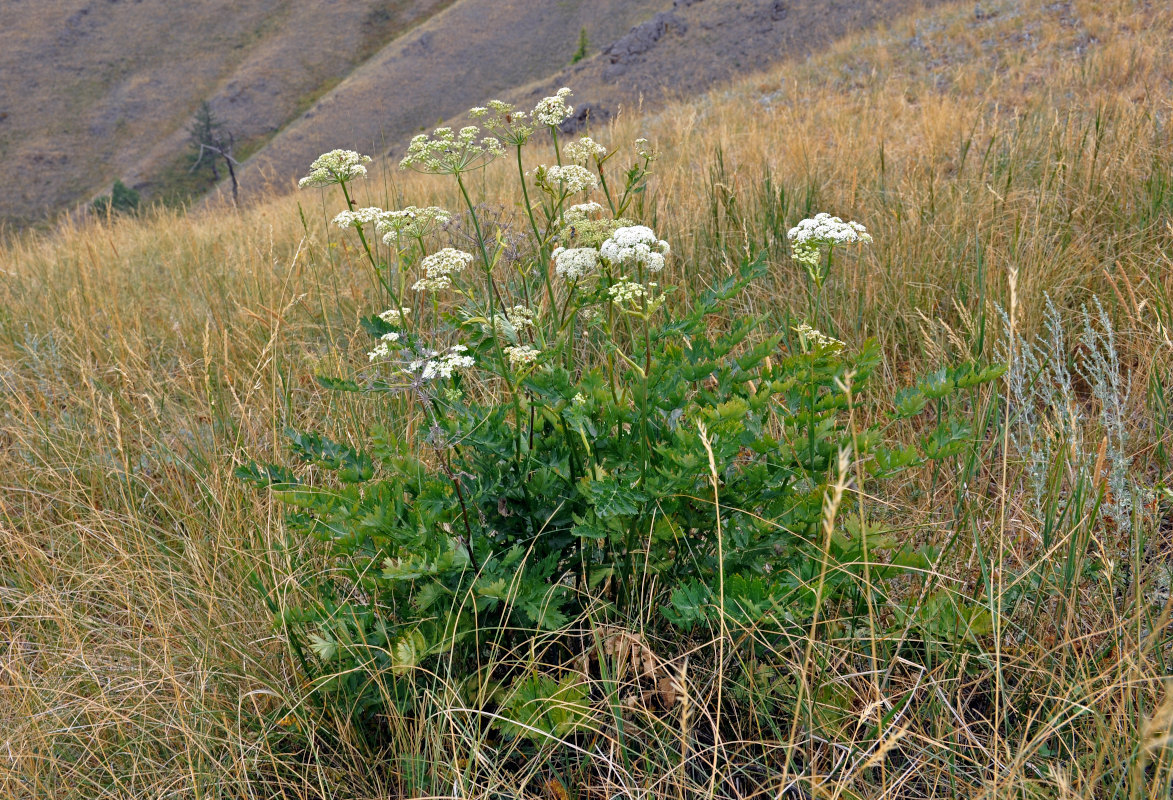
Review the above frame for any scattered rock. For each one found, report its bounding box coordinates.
[605,12,687,66]
[559,102,611,134]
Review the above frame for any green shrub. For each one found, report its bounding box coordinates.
[571,27,590,64]
[239,90,1003,742]
[90,179,140,216]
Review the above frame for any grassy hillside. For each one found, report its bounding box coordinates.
[231,0,946,199]
[2,0,1173,797]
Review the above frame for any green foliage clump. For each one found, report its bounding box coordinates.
[571,27,590,64]
[90,179,140,216]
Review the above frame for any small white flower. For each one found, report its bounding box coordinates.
[299,150,372,188]
[572,392,587,406]
[534,87,574,127]
[553,247,599,281]
[599,225,670,273]
[563,136,607,163]
[504,345,540,369]
[634,138,657,160]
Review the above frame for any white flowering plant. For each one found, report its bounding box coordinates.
[240,88,1005,746]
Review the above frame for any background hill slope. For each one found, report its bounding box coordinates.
[2,0,942,227]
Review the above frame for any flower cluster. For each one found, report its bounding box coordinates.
[537,164,598,195]
[563,136,607,163]
[298,150,371,188]
[377,206,450,242]
[333,206,384,228]
[470,100,536,147]
[552,246,599,281]
[533,87,574,127]
[506,305,536,331]
[379,308,410,325]
[787,213,872,248]
[485,305,537,337]
[401,126,504,174]
[787,213,873,281]
[503,345,540,369]
[413,247,473,292]
[793,323,845,354]
[607,278,648,306]
[408,345,475,381]
[599,225,670,273]
[564,201,605,224]
[368,332,401,362]
[634,138,657,160]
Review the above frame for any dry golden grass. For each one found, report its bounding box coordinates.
[2,0,1173,796]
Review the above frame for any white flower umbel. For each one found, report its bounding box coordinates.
[506,305,536,330]
[564,201,604,225]
[534,87,574,127]
[552,247,599,281]
[367,332,401,362]
[401,125,504,174]
[407,345,476,381]
[536,164,598,195]
[412,247,474,292]
[333,206,384,229]
[298,150,371,188]
[635,137,660,161]
[503,345,540,369]
[378,308,411,325]
[793,323,845,355]
[607,278,648,306]
[377,206,450,242]
[471,100,536,147]
[563,136,607,163]
[599,225,670,273]
[787,213,872,248]
[787,213,872,284]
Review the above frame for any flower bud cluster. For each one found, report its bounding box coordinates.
[607,278,648,306]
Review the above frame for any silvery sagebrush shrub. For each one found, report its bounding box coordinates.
[238,88,1004,736]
